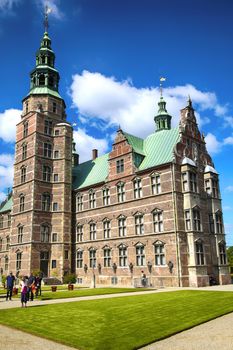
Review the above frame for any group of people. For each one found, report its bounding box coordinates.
[6,272,42,307]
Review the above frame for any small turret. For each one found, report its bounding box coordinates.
[154,96,172,131]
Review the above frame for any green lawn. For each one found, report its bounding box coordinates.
[0,291,233,350]
[39,287,149,300]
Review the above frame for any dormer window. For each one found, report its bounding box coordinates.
[116,159,124,173]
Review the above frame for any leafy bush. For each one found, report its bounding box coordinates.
[63,273,76,284]
[1,275,6,287]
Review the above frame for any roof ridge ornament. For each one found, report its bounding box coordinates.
[44,5,52,33]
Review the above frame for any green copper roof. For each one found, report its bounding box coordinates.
[29,87,62,99]
[139,127,180,170]
[73,153,109,190]
[72,127,180,190]
[123,132,145,155]
[0,196,12,213]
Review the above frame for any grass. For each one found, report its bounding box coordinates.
[0,290,233,349]
[38,287,149,300]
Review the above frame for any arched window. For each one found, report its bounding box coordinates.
[89,189,96,209]
[133,178,142,199]
[41,193,51,211]
[154,241,165,266]
[103,187,110,206]
[193,207,201,231]
[76,193,83,212]
[21,166,26,183]
[17,225,23,243]
[195,239,204,265]
[23,121,28,138]
[19,195,25,212]
[219,241,226,265]
[0,215,3,229]
[40,224,50,242]
[135,243,145,266]
[118,215,126,237]
[151,173,161,195]
[89,222,96,240]
[76,224,83,242]
[16,251,22,270]
[103,219,111,239]
[153,209,163,233]
[103,246,111,267]
[22,143,27,160]
[42,165,52,182]
[117,182,125,203]
[39,74,45,86]
[216,211,223,234]
[134,213,144,235]
[118,244,127,267]
[5,256,8,271]
[89,248,96,268]
[76,249,83,268]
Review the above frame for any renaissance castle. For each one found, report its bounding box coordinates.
[0,26,230,287]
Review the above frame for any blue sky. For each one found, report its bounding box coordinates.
[0,0,233,244]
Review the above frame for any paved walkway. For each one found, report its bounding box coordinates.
[0,285,233,350]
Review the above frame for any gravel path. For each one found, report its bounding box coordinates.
[140,312,233,350]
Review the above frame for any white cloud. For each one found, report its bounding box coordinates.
[0,153,14,199]
[73,128,109,163]
[223,136,233,145]
[205,133,222,154]
[70,71,230,140]
[225,186,233,192]
[37,0,64,20]
[0,0,20,12]
[0,109,21,142]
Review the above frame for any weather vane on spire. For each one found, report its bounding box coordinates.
[44,5,52,33]
[159,77,166,97]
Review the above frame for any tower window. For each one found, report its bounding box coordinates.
[19,195,25,212]
[49,76,54,87]
[20,167,26,183]
[41,56,46,64]
[42,165,52,182]
[44,120,53,135]
[23,121,28,138]
[16,252,22,270]
[39,74,45,86]
[43,143,52,158]
[42,193,51,211]
[53,102,57,113]
[22,144,27,160]
[41,224,50,242]
[18,226,23,243]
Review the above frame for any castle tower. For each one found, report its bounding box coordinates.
[9,22,73,278]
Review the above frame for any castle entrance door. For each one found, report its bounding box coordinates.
[40,251,49,277]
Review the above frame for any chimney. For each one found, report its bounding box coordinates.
[72,153,79,166]
[92,149,98,160]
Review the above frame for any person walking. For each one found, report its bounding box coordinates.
[20,277,28,308]
[28,273,36,301]
[6,272,15,301]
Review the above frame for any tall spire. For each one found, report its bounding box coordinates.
[44,5,51,33]
[28,6,61,99]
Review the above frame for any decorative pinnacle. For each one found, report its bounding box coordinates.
[187,95,193,108]
[159,76,166,97]
[44,5,52,33]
